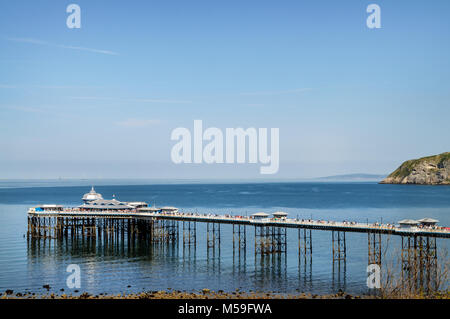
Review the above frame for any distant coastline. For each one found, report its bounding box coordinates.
[0,175,387,190]
[316,173,386,182]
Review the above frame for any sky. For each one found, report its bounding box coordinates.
[0,0,449,179]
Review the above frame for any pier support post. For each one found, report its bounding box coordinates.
[331,231,346,288]
[233,224,246,254]
[273,226,287,254]
[232,224,246,272]
[368,232,382,266]
[401,235,438,294]
[332,231,346,263]
[27,216,35,238]
[298,228,312,260]
[422,236,438,293]
[298,228,313,284]
[254,225,274,255]
[182,221,196,246]
[402,235,416,292]
[151,219,178,244]
[164,219,179,243]
[298,228,313,285]
[151,218,163,243]
[206,222,221,250]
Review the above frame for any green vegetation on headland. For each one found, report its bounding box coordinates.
[381,152,450,185]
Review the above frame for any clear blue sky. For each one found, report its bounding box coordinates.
[0,0,449,179]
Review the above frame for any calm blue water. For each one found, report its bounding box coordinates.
[0,181,449,296]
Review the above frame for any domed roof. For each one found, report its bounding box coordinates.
[82,186,103,201]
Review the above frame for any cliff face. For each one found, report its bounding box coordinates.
[381,152,450,185]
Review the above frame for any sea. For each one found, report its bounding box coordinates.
[0,180,449,296]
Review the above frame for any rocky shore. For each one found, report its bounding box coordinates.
[1,289,449,299]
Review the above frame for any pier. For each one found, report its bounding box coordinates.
[27,208,450,240]
[27,208,449,293]
[26,187,450,294]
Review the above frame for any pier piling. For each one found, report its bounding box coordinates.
[182,221,196,246]
[401,235,438,293]
[254,225,287,255]
[331,231,346,288]
[298,228,312,261]
[368,232,382,266]
[332,231,346,263]
[206,222,221,250]
[254,225,273,255]
[232,224,246,254]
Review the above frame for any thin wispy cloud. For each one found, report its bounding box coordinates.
[132,98,192,104]
[0,84,101,89]
[6,37,119,56]
[7,38,47,45]
[1,105,46,113]
[117,118,161,128]
[0,105,80,120]
[244,103,265,107]
[36,85,102,89]
[0,84,17,89]
[70,96,192,104]
[58,45,118,56]
[240,88,312,96]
